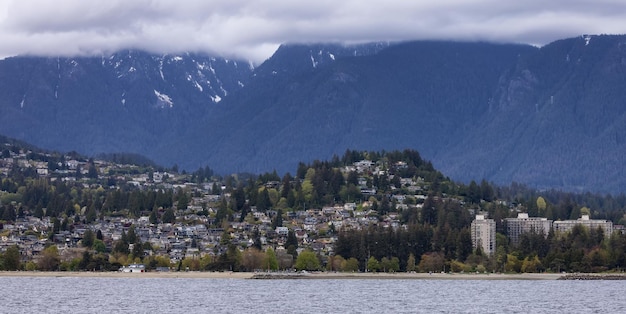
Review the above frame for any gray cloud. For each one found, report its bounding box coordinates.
[1,0,625,63]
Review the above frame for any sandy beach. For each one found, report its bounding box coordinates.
[0,271,253,279]
[0,271,564,280]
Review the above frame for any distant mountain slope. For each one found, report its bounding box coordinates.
[445,35,626,192]
[1,36,625,193]
[200,41,535,174]
[0,51,253,156]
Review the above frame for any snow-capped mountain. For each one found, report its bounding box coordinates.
[1,36,626,193]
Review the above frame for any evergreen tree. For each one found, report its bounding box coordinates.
[82,229,95,248]
[149,209,158,224]
[85,204,97,223]
[280,173,293,198]
[271,209,284,229]
[126,225,137,244]
[3,245,21,270]
[406,253,416,272]
[252,229,262,250]
[256,188,271,212]
[161,208,175,223]
[286,230,298,249]
[132,241,144,260]
[87,160,99,179]
[212,182,221,195]
[232,185,246,211]
[456,229,473,261]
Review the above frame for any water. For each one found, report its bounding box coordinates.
[2,277,624,313]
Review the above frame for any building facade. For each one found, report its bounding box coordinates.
[553,215,613,236]
[505,213,552,245]
[470,215,496,255]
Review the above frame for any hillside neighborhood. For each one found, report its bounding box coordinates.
[1,143,625,273]
[0,146,421,268]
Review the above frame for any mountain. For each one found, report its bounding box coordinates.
[1,35,625,193]
[0,51,253,158]
[445,35,626,192]
[199,41,535,173]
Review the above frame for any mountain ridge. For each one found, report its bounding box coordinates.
[1,35,625,193]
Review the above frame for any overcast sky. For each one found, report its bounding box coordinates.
[1,0,625,63]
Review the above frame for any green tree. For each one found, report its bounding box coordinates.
[87,161,99,179]
[149,209,158,224]
[379,257,390,272]
[211,182,221,195]
[537,196,547,213]
[219,244,242,271]
[176,190,189,211]
[161,208,175,223]
[406,253,416,272]
[505,254,522,273]
[271,209,283,229]
[521,255,543,273]
[231,185,246,211]
[78,250,92,270]
[467,180,481,203]
[280,173,293,198]
[93,239,106,253]
[3,245,21,270]
[132,242,144,260]
[294,250,321,271]
[480,179,494,202]
[38,246,60,271]
[264,247,279,271]
[456,228,473,261]
[126,225,138,244]
[1,203,17,221]
[389,257,400,272]
[82,229,95,248]
[113,230,130,255]
[256,188,271,212]
[85,205,97,223]
[51,217,61,234]
[580,206,591,217]
[341,257,359,272]
[367,256,380,272]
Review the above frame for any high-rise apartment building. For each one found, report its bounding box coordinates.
[553,215,613,236]
[470,215,496,255]
[505,213,552,245]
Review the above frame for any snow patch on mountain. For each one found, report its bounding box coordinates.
[154,90,173,108]
[194,81,203,92]
[159,59,165,80]
[211,95,222,103]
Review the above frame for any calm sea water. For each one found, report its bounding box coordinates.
[2,277,624,313]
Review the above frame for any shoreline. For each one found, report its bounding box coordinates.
[0,271,567,280]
